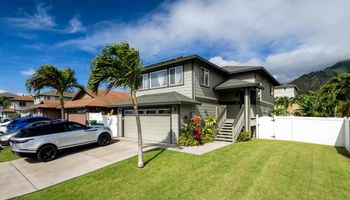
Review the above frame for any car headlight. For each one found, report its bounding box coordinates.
[0,135,11,141]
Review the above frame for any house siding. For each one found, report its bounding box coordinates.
[137,62,193,98]
[193,62,225,101]
[255,72,274,116]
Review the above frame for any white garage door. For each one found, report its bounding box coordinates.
[123,109,171,143]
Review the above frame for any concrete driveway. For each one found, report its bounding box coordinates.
[0,139,159,200]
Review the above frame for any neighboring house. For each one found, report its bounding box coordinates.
[8,95,34,117]
[34,89,76,104]
[27,100,62,119]
[63,89,130,125]
[113,55,279,144]
[274,84,299,98]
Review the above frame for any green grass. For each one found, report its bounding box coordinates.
[0,147,19,162]
[18,140,350,200]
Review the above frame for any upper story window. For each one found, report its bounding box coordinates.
[19,101,26,107]
[270,84,274,96]
[199,67,209,87]
[169,66,183,86]
[140,74,149,90]
[150,69,167,89]
[257,82,262,100]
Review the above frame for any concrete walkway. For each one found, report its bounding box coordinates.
[0,140,158,200]
[167,141,232,155]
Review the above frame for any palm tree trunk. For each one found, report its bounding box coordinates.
[59,93,65,120]
[131,90,144,168]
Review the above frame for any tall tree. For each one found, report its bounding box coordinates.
[318,73,350,117]
[0,96,10,109]
[26,65,83,119]
[88,41,144,168]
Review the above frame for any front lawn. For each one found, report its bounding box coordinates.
[0,147,19,163]
[18,140,350,200]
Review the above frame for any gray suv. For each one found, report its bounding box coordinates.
[10,121,112,162]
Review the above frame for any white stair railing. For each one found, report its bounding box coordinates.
[232,106,245,143]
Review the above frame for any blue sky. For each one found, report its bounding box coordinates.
[1,0,350,94]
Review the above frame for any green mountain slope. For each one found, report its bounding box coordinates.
[290,60,350,94]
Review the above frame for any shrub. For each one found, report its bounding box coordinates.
[201,116,218,143]
[177,115,218,146]
[238,131,251,142]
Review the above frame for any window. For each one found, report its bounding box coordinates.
[138,110,145,115]
[158,109,171,115]
[124,110,134,115]
[150,69,167,88]
[257,82,262,100]
[199,67,209,87]
[66,122,86,131]
[140,74,149,90]
[270,84,274,96]
[169,66,183,86]
[145,109,157,115]
[19,101,26,107]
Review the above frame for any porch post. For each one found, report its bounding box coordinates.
[244,88,251,133]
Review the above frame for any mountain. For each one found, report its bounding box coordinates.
[290,60,350,94]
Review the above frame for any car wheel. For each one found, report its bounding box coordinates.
[98,133,111,146]
[37,144,58,162]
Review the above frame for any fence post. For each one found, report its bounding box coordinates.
[291,116,294,141]
[344,118,350,152]
[256,114,259,138]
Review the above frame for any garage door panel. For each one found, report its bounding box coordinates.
[124,116,171,143]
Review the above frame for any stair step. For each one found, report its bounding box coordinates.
[221,127,232,130]
[216,135,233,139]
[215,138,233,142]
[220,129,232,132]
[219,132,232,135]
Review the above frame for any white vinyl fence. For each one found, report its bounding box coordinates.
[88,113,118,137]
[257,116,350,152]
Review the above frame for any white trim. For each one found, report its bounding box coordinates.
[169,66,183,86]
[200,67,210,87]
[139,73,149,91]
[150,69,168,89]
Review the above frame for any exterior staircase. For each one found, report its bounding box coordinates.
[215,119,234,142]
[215,106,245,143]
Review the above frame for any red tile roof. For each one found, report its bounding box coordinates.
[62,90,130,109]
[12,96,34,101]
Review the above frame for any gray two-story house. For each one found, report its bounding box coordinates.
[114,55,279,144]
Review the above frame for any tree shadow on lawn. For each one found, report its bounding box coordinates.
[334,146,350,159]
[143,148,166,167]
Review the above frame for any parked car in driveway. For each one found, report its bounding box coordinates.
[10,121,112,162]
[0,120,12,135]
[0,120,54,146]
[6,116,51,133]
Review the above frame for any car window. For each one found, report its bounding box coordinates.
[18,123,67,137]
[66,122,86,131]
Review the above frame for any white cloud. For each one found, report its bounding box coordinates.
[20,68,36,76]
[0,90,7,93]
[56,0,350,82]
[66,17,85,33]
[5,3,56,30]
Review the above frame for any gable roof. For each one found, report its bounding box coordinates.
[112,92,201,107]
[12,95,34,102]
[222,66,280,85]
[215,79,264,91]
[143,55,228,74]
[63,90,130,109]
[143,55,280,85]
[27,100,61,110]
[40,89,76,98]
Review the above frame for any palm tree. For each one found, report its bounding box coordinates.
[88,41,144,168]
[26,65,83,119]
